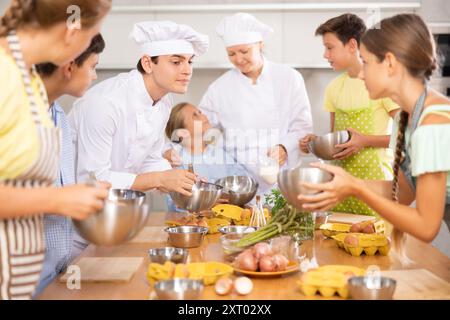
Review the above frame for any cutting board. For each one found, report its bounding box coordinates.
[127,226,168,243]
[328,212,376,225]
[381,269,450,300]
[59,257,143,283]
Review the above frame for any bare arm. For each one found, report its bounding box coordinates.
[362,169,415,205]
[131,170,197,196]
[0,184,109,220]
[355,171,445,242]
[131,172,163,192]
[361,135,391,148]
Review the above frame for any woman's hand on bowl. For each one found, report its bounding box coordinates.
[297,162,360,212]
[53,184,110,220]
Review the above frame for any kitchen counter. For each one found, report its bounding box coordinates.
[38,212,450,300]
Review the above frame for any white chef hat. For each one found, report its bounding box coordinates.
[129,21,209,57]
[216,13,274,47]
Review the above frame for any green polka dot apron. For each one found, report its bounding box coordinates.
[332,103,392,216]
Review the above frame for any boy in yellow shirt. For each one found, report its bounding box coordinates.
[300,14,399,215]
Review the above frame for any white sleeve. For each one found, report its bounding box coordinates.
[69,96,137,189]
[281,71,313,160]
[139,129,172,173]
[198,85,220,128]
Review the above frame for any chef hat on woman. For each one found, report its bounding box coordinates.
[216,13,274,47]
[129,21,209,57]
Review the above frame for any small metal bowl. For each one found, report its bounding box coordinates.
[219,225,258,234]
[220,233,248,259]
[348,276,397,300]
[148,247,188,264]
[165,226,209,248]
[154,279,204,300]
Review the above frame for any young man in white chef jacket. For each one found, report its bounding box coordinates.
[68,21,209,196]
[198,13,313,194]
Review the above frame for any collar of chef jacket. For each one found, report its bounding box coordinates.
[129,69,172,113]
[234,55,271,85]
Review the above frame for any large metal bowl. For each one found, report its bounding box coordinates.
[308,130,350,160]
[348,276,397,300]
[277,166,334,211]
[169,181,223,212]
[165,225,209,248]
[154,279,204,300]
[72,189,149,246]
[215,175,258,206]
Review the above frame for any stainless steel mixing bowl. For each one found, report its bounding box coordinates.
[154,279,204,300]
[348,276,397,300]
[165,225,209,248]
[72,189,149,246]
[148,247,189,264]
[277,166,334,211]
[215,175,258,206]
[169,181,223,212]
[308,130,350,160]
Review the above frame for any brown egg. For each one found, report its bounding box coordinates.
[215,277,233,296]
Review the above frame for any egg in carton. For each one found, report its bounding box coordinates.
[333,233,391,256]
[320,219,386,238]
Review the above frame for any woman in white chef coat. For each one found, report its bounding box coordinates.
[199,13,313,193]
[69,21,209,196]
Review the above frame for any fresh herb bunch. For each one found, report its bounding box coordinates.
[239,191,315,247]
[236,204,314,247]
[264,189,287,216]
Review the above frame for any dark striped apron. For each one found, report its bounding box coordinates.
[0,31,60,300]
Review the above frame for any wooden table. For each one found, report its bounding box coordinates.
[38,212,450,300]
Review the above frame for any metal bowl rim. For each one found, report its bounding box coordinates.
[164,226,209,234]
[348,276,397,288]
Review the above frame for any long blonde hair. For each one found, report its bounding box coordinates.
[0,0,111,36]
[361,14,437,260]
[165,102,191,141]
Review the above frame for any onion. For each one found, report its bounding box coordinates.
[234,277,253,295]
[215,277,233,296]
[235,250,258,271]
[259,255,276,272]
[272,254,289,271]
[252,242,272,261]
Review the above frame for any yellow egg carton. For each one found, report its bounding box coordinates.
[298,265,366,299]
[332,233,391,256]
[146,261,233,286]
[319,223,351,238]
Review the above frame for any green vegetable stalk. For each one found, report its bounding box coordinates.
[236,199,314,247]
